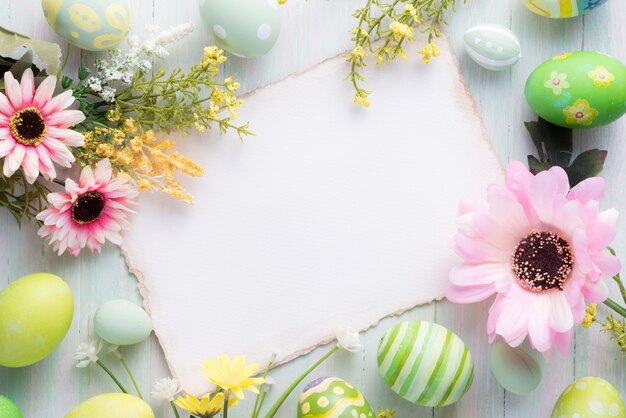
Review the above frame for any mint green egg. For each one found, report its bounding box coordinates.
[199,0,281,58]
[551,377,626,418]
[0,273,74,367]
[0,395,23,418]
[463,24,522,71]
[41,0,132,51]
[66,393,154,418]
[93,299,152,345]
[489,341,541,395]
[525,51,626,129]
[377,321,474,407]
[297,377,375,418]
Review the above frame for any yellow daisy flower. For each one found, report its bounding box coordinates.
[563,99,599,126]
[175,393,237,418]
[202,355,265,399]
[588,65,615,87]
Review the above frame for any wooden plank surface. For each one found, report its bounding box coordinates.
[0,0,625,417]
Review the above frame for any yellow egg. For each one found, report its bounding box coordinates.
[0,273,74,367]
[65,393,154,418]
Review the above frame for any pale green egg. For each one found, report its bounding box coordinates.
[489,341,541,395]
[463,24,521,71]
[0,273,74,368]
[65,393,154,418]
[199,0,281,58]
[41,0,132,51]
[0,395,23,418]
[93,299,152,345]
[551,377,626,418]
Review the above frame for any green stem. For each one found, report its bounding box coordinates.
[604,298,626,318]
[96,359,128,393]
[223,391,229,418]
[262,346,339,418]
[607,247,626,305]
[169,400,180,418]
[55,43,71,87]
[119,356,143,399]
[252,357,275,418]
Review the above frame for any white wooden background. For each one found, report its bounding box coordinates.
[0,0,625,417]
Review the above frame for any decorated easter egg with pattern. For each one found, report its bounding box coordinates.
[297,377,375,418]
[523,0,609,18]
[525,51,626,129]
[0,395,23,418]
[65,393,154,418]
[199,0,281,58]
[377,320,474,407]
[463,24,521,71]
[0,273,74,368]
[42,0,132,51]
[551,377,625,418]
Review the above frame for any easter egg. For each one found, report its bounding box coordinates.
[41,0,132,51]
[65,393,154,418]
[0,395,23,418]
[377,320,474,407]
[525,51,626,129]
[463,24,522,71]
[199,0,281,58]
[0,273,74,367]
[489,341,541,395]
[93,299,152,345]
[551,377,626,418]
[297,377,375,418]
[523,0,609,18]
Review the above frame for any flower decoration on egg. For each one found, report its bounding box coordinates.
[544,71,570,96]
[588,65,615,88]
[447,161,620,354]
[36,158,137,256]
[0,69,85,183]
[563,99,599,126]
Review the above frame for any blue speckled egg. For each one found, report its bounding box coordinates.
[42,0,132,51]
[199,0,281,58]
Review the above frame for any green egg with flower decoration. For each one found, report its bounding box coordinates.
[525,51,626,129]
[551,377,626,418]
[377,320,474,407]
[297,377,375,418]
[41,0,132,51]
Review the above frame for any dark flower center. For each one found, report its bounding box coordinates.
[512,231,574,293]
[71,192,105,224]
[9,107,47,146]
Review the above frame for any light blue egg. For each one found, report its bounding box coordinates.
[94,299,152,346]
[199,0,281,58]
[42,0,132,51]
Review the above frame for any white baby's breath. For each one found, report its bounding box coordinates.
[151,377,181,402]
[74,339,103,368]
[336,326,363,353]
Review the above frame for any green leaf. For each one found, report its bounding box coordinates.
[566,149,608,187]
[78,67,90,81]
[527,155,551,175]
[61,75,73,89]
[524,118,573,168]
[0,25,62,74]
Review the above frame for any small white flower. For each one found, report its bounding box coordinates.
[151,377,181,402]
[75,339,103,368]
[87,77,103,92]
[100,86,116,103]
[138,60,152,73]
[336,326,363,353]
[127,35,140,48]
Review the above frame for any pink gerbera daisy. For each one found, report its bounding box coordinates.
[36,159,138,256]
[0,69,85,183]
[447,161,620,354]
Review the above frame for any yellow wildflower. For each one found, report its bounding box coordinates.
[116,171,131,180]
[123,118,138,134]
[378,409,397,418]
[225,77,241,92]
[353,90,370,107]
[202,46,227,71]
[202,355,265,400]
[175,393,237,418]
[211,89,227,105]
[130,136,143,153]
[418,43,440,64]
[352,45,367,58]
[107,107,122,122]
[582,304,597,328]
[277,0,287,4]
[404,4,419,21]
[96,143,114,158]
[136,178,152,192]
[389,21,413,41]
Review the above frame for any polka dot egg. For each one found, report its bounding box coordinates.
[377,320,474,407]
[463,24,521,71]
[297,377,375,418]
[523,0,609,18]
[198,0,281,58]
[551,377,625,418]
[42,0,132,51]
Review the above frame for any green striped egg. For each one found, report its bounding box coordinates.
[297,377,375,418]
[377,321,474,407]
[463,24,522,71]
